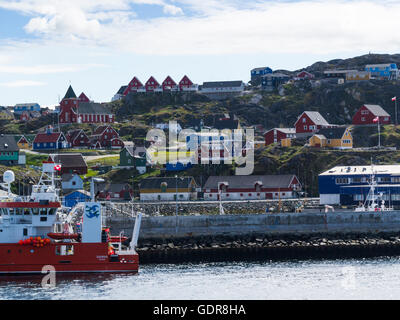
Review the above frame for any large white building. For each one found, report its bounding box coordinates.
[203,175,302,201]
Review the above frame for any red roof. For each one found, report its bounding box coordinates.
[93,125,112,135]
[179,75,193,86]
[145,76,160,86]
[162,76,177,86]
[79,92,90,102]
[33,132,63,143]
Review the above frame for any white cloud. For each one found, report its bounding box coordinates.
[0,80,46,87]
[1,0,399,55]
[163,4,183,15]
[0,63,107,74]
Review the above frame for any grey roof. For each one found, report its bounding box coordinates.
[317,127,348,139]
[61,173,82,182]
[139,177,196,190]
[49,153,87,168]
[324,69,358,74]
[0,135,19,152]
[117,85,128,94]
[275,128,296,134]
[203,175,298,189]
[202,81,244,89]
[364,104,390,117]
[94,183,131,193]
[15,103,39,107]
[366,63,396,68]
[299,111,330,126]
[261,73,290,79]
[78,102,112,115]
[251,67,270,72]
[124,146,147,158]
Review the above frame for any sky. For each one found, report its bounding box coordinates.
[0,0,400,107]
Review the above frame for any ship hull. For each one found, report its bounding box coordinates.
[0,243,139,274]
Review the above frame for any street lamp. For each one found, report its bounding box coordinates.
[175,175,184,235]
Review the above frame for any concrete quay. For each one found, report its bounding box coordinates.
[107,210,400,264]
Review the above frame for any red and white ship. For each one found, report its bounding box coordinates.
[0,161,142,274]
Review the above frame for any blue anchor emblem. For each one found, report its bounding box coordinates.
[85,205,100,219]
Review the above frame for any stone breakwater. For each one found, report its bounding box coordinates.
[136,233,400,264]
[105,199,311,216]
[107,210,400,263]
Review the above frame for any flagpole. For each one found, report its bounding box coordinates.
[396,99,398,126]
[378,117,381,149]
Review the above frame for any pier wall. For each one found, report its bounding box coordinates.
[107,211,400,240]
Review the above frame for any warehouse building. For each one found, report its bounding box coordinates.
[319,165,400,206]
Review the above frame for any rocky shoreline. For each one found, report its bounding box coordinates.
[136,232,400,264]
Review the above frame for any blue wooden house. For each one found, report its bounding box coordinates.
[33,127,68,151]
[64,190,91,208]
[365,63,398,80]
[251,67,273,85]
[14,103,40,115]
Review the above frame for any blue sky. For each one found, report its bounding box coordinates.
[0,0,399,107]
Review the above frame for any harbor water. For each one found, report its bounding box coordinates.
[2,257,400,300]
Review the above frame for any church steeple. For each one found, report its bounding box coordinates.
[63,85,77,100]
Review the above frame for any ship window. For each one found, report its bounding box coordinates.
[32,208,39,215]
[23,228,28,236]
[56,245,74,256]
[24,208,30,215]
[48,208,56,215]
[15,208,23,215]
[39,208,47,215]
[9,208,14,215]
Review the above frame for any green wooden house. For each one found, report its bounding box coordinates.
[120,146,147,173]
[0,135,19,165]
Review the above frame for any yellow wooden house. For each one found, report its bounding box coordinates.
[309,127,353,149]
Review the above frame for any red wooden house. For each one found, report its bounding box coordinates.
[123,76,144,95]
[294,111,331,133]
[66,129,90,148]
[295,71,314,80]
[145,76,161,92]
[264,128,296,146]
[179,75,195,91]
[58,86,114,124]
[48,153,88,175]
[162,76,178,91]
[90,125,124,149]
[94,183,133,201]
[20,111,31,122]
[352,104,391,125]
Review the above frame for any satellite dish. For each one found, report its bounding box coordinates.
[3,170,15,184]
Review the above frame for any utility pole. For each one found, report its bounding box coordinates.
[175,175,178,235]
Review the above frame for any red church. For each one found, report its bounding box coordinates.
[352,104,391,125]
[58,86,114,124]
